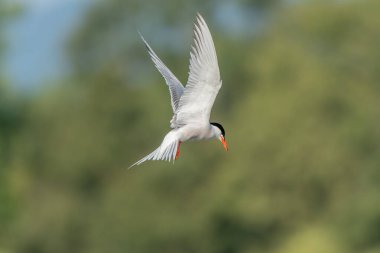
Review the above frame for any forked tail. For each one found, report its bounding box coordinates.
[129,139,179,169]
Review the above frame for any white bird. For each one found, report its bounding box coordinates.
[130,13,228,168]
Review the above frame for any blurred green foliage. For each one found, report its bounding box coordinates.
[2,0,380,253]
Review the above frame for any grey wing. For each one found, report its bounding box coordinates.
[171,14,222,128]
[140,33,185,113]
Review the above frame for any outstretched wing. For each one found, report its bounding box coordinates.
[171,14,221,128]
[140,33,185,113]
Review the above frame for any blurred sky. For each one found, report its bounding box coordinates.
[4,0,91,91]
[4,0,263,91]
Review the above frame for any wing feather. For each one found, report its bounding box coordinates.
[171,14,221,127]
[140,33,185,113]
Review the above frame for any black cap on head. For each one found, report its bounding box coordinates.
[211,122,225,137]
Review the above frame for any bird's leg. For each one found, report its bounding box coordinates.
[175,142,181,160]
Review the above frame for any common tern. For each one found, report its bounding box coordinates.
[130,14,227,168]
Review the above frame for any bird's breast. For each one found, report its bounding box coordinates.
[177,124,213,142]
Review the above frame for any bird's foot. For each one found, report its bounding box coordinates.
[175,142,181,160]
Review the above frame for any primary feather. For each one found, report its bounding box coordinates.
[139,33,185,113]
[171,13,222,127]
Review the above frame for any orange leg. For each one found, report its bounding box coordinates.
[175,142,181,160]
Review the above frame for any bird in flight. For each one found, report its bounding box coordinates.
[130,13,228,168]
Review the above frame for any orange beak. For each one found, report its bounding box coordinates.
[220,135,228,151]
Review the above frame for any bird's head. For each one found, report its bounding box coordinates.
[211,122,228,151]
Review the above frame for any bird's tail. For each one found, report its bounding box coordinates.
[129,137,179,169]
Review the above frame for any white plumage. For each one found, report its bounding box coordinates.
[130,14,227,168]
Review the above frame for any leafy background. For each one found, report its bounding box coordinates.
[1,0,380,252]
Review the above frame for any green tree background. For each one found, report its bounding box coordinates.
[1,0,380,252]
